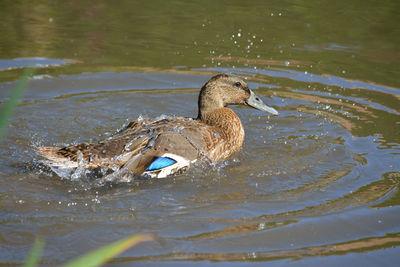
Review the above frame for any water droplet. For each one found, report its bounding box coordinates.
[257,222,265,230]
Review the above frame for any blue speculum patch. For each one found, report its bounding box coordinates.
[146,157,177,171]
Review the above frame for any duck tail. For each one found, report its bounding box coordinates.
[37,146,79,168]
[37,146,61,160]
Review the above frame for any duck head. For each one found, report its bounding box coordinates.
[197,74,279,119]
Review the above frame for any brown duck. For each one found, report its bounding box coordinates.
[38,74,278,179]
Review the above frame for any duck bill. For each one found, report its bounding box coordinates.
[245,90,279,115]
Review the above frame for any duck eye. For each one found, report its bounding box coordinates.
[234,82,241,87]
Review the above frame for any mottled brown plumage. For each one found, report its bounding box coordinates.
[38,74,278,178]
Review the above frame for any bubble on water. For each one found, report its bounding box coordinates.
[237,33,241,37]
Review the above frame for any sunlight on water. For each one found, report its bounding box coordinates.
[0,58,74,71]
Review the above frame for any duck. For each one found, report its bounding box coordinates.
[38,74,278,180]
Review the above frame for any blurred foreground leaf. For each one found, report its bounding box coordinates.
[23,236,44,267]
[0,68,34,139]
[62,233,155,267]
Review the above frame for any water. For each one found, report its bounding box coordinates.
[0,1,399,266]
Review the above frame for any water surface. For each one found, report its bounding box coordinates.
[0,1,399,266]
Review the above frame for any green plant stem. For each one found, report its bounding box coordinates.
[62,233,154,267]
[0,68,34,139]
[24,236,45,267]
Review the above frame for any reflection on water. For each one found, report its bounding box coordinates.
[0,57,74,71]
[1,65,399,265]
[0,0,399,265]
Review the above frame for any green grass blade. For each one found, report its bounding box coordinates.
[24,236,45,267]
[62,233,154,267]
[0,68,34,139]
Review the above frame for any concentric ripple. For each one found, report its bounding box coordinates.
[0,68,399,265]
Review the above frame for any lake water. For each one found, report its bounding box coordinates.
[0,1,399,266]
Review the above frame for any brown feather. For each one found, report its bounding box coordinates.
[37,74,277,177]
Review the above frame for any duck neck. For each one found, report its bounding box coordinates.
[198,107,245,147]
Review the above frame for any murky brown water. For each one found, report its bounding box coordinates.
[1,1,399,266]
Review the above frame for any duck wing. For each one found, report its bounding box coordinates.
[38,117,222,177]
[38,120,151,169]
